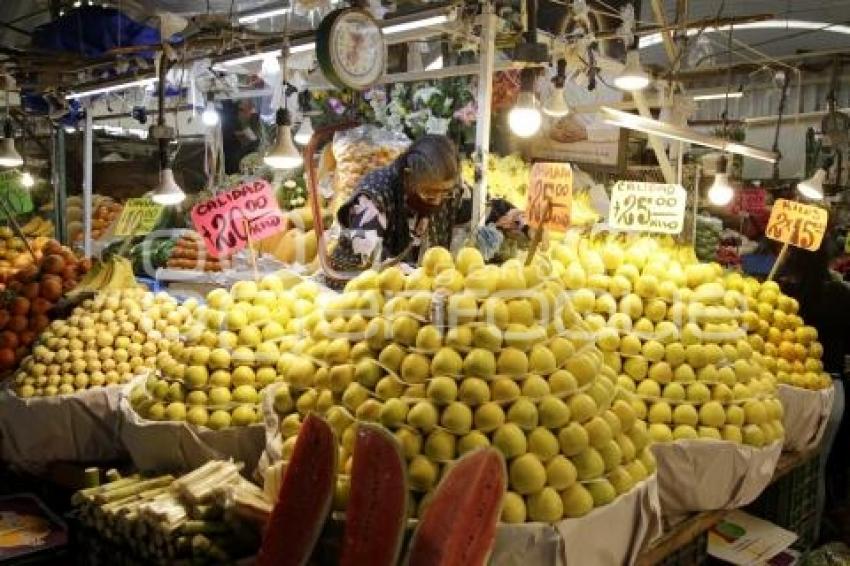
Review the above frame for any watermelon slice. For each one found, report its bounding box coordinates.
[257,413,337,566]
[407,448,506,566]
[339,423,408,566]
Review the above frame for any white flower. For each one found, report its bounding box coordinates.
[413,86,441,106]
[426,116,450,135]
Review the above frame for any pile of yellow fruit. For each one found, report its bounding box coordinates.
[269,246,656,523]
[546,235,786,448]
[12,289,191,397]
[129,272,324,430]
[728,274,830,391]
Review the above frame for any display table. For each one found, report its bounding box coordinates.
[634,449,821,565]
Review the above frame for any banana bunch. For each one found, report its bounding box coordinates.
[21,217,54,237]
[70,256,138,296]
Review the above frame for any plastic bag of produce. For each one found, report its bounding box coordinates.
[778,383,835,452]
[651,439,782,522]
[0,385,125,473]
[118,377,265,476]
[331,125,410,211]
[491,475,662,566]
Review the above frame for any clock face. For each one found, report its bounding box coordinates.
[320,9,385,90]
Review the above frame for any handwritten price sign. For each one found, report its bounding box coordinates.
[765,198,828,251]
[608,181,687,235]
[525,162,572,230]
[113,198,164,236]
[191,179,286,258]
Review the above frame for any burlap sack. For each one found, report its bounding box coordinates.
[491,475,662,566]
[0,385,125,473]
[777,384,835,452]
[118,378,265,475]
[652,439,782,522]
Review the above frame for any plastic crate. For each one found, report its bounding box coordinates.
[658,530,709,566]
[747,457,820,547]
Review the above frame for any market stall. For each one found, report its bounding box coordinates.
[0,0,848,564]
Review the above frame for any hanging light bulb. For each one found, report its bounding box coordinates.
[261,54,281,76]
[0,121,22,168]
[614,49,650,92]
[543,59,570,118]
[151,167,186,205]
[201,92,219,127]
[798,156,832,200]
[509,68,542,138]
[707,155,734,206]
[294,115,314,146]
[20,171,34,188]
[264,108,303,169]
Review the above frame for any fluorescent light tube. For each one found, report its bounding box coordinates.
[239,7,290,24]
[692,91,743,101]
[67,77,158,100]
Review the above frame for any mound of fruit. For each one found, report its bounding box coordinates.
[547,235,785,447]
[68,195,123,243]
[0,230,63,280]
[166,232,231,272]
[0,240,89,369]
[731,275,830,391]
[129,272,323,430]
[269,247,655,524]
[10,288,192,397]
[21,217,54,238]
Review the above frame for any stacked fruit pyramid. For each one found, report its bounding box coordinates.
[268,247,656,523]
[727,273,830,391]
[547,235,785,448]
[129,272,325,430]
[11,288,192,397]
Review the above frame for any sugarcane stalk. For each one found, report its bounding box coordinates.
[180,520,229,536]
[72,475,142,505]
[96,476,174,504]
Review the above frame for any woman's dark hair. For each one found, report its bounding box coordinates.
[778,230,838,306]
[400,135,458,188]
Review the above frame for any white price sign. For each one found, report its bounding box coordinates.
[608,181,687,235]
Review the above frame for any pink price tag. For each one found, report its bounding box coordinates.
[191,179,286,258]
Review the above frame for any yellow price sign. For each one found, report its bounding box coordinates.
[765,198,828,251]
[113,198,164,236]
[525,162,572,230]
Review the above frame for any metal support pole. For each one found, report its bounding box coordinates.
[83,106,93,257]
[633,91,677,184]
[51,126,67,244]
[471,4,497,227]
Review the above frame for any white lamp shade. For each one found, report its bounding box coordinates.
[509,92,542,138]
[201,102,219,127]
[614,50,650,92]
[707,173,734,205]
[264,124,303,169]
[151,168,186,205]
[294,116,314,146]
[543,87,570,118]
[0,138,23,168]
[798,169,826,200]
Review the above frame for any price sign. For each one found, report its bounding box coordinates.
[0,172,33,215]
[765,198,828,251]
[113,198,164,236]
[740,188,767,214]
[608,181,687,234]
[191,179,286,258]
[525,162,572,230]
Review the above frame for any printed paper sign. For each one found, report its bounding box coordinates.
[0,172,33,215]
[525,162,572,230]
[765,198,828,251]
[740,188,767,214]
[608,181,687,235]
[191,179,286,258]
[113,198,164,236]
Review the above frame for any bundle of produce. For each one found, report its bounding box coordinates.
[547,234,785,448]
[0,239,89,369]
[166,232,231,272]
[10,288,193,398]
[267,247,654,524]
[73,462,265,565]
[129,272,324,429]
[729,274,831,391]
[695,215,722,262]
[21,216,54,238]
[715,245,741,267]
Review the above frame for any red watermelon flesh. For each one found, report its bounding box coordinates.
[339,423,408,566]
[408,448,506,566]
[257,413,337,566]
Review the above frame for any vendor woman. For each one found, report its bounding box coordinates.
[328,134,524,280]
